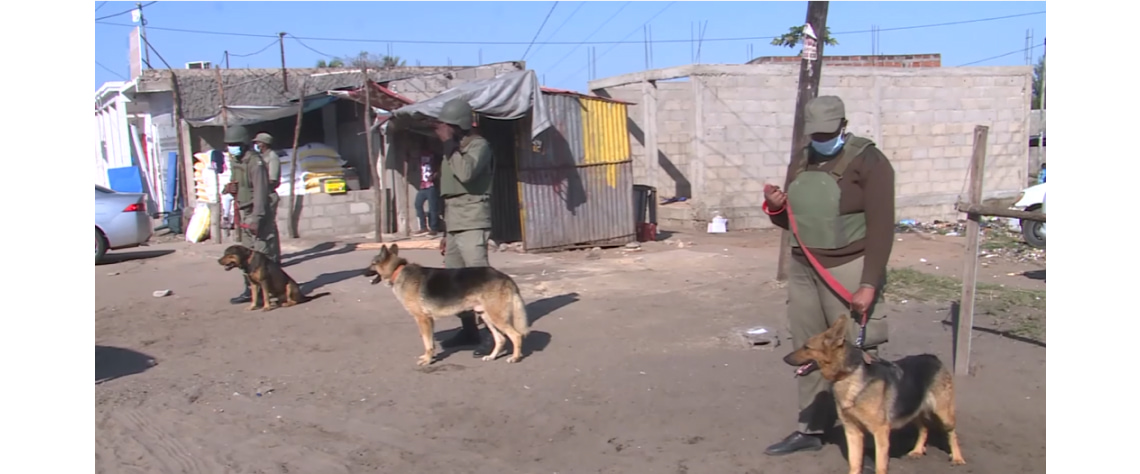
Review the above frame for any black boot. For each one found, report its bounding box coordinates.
[441,312,484,354]
[764,431,824,456]
[230,277,254,305]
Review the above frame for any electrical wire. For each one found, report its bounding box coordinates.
[542,1,631,72]
[522,1,559,61]
[94,10,1044,46]
[525,1,587,59]
[229,38,279,58]
[96,60,127,80]
[96,2,109,12]
[290,34,337,59]
[556,1,675,84]
[95,1,156,22]
[958,42,1044,67]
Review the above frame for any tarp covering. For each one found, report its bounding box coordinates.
[388,69,552,139]
[184,95,339,128]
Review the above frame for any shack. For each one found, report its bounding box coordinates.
[385,70,637,252]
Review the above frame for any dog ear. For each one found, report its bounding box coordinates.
[825,316,848,347]
[389,243,399,256]
[378,245,389,259]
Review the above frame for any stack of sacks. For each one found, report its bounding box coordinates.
[192,150,232,203]
[276,142,347,195]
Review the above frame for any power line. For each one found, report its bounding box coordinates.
[521,1,559,61]
[526,1,587,60]
[229,38,279,58]
[95,10,1044,46]
[958,42,1044,67]
[290,34,337,59]
[557,1,676,85]
[96,60,127,80]
[96,2,109,12]
[543,1,631,73]
[95,1,156,22]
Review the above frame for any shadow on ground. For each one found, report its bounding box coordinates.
[96,345,157,384]
[283,242,359,268]
[434,293,580,362]
[97,249,175,265]
[301,269,367,294]
[1023,269,1045,281]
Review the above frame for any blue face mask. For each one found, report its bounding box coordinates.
[227,145,242,156]
[810,133,846,156]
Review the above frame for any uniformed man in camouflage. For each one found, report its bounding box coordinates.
[222,125,278,306]
[434,98,495,352]
[253,132,282,261]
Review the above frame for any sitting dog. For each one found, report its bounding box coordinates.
[363,243,530,367]
[217,245,322,311]
[783,316,966,474]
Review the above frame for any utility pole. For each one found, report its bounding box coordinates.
[776,1,830,282]
[278,32,289,92]
[224,51,230,69]
[136,3,151,69]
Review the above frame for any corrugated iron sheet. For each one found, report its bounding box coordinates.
[517,93,635,252]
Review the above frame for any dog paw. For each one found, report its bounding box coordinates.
[949,457,966,466]
[417,356,433,366]
[906,450,926,459]
[481,354,497,362]
[506,356,522,363]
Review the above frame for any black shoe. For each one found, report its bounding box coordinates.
[440,329,482,349]
[230,289,252,305]
[764,431,824,456]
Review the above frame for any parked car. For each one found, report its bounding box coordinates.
[1011,182,1046,249]
[95,185,154,262]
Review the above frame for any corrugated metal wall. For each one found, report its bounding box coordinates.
[517,93,635,252]
[481,116,525,243]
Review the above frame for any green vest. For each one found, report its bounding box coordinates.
[262,149,281,190]
[786,135,874,250]
[440,135,494,231]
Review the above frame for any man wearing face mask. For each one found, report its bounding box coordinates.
[761,95,897,456]
[252,132,282,262]
[222,125,276,306]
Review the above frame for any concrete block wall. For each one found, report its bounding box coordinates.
[275,190,378,238]
[749,53,942,68]
[595,64,1033,229]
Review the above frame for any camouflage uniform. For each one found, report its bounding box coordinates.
[254,132,282,261]
[436,99,495,351]
[225,126,278,305]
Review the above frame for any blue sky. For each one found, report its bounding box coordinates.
[94,1,1046,92]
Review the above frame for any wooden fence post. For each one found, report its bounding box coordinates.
[955,125,989,376]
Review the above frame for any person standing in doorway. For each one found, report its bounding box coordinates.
[434,98,495,353]
[414,147,442,236]
[761,95,897,456]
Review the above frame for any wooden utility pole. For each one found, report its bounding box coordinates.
[137,3,152,69]
[362,68,385,243]
[288,76,307,239]
[224,51,230,69]
[279,32,289,93]
[776,1,830,282]
[212,68,228,244]
[954,125,989,377]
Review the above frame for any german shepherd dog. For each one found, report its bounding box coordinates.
[217,245,324,311]
[783,316,966,474]
[363,243,530,367]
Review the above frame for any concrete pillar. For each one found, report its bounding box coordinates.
[640,80,659,188]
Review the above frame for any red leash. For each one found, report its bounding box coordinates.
[766,196,870,347]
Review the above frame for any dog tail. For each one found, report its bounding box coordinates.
[510,289,530,337]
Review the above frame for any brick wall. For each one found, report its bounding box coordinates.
[748,53,942,68]
[595,64,1032,229]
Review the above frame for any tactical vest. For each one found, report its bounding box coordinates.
[786,135,874,250]
[233,150,264,208]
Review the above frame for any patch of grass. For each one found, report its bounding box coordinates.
[884,267,1046,340]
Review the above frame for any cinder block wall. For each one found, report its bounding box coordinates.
[275,190,378,238]
[596,65,1033,229]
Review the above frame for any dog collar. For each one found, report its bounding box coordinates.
[390,264,405,282]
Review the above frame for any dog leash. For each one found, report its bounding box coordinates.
[779,201,870,348]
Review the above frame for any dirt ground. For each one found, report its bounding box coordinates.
[95,228,1045,474]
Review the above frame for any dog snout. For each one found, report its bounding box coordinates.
[783,351,807,366]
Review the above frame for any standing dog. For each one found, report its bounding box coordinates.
[363,243,530,366]
[783,316,966,474]
[217,245,320,311]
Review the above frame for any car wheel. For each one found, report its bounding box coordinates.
[96,228,108,262]
[1019,205,1045,249]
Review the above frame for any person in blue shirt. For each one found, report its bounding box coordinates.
[1038,163,1046,184]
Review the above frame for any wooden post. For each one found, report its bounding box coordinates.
[402,158,411,237]
[212,69,227,244]
[362,68,385,243]
[287,76,307,239]
[954,125,989,377]
[776,1,830,282]
[170,72,193,234]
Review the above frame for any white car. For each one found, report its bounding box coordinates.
[1011,182,1046,249]
[95,185,154,262]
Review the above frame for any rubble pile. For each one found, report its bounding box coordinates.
[896,218,1046,264]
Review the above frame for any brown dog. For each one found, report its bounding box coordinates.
[363,243,530,367]
[217,245,320,311]
[783,316,966,474]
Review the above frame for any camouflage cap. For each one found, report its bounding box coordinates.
[804,96,846,135]
[253,132,273,145]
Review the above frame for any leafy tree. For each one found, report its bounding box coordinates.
[316,52,406,69]
[1032,55,1045,110]
[315,58,345,68]
[770,25,839,48]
